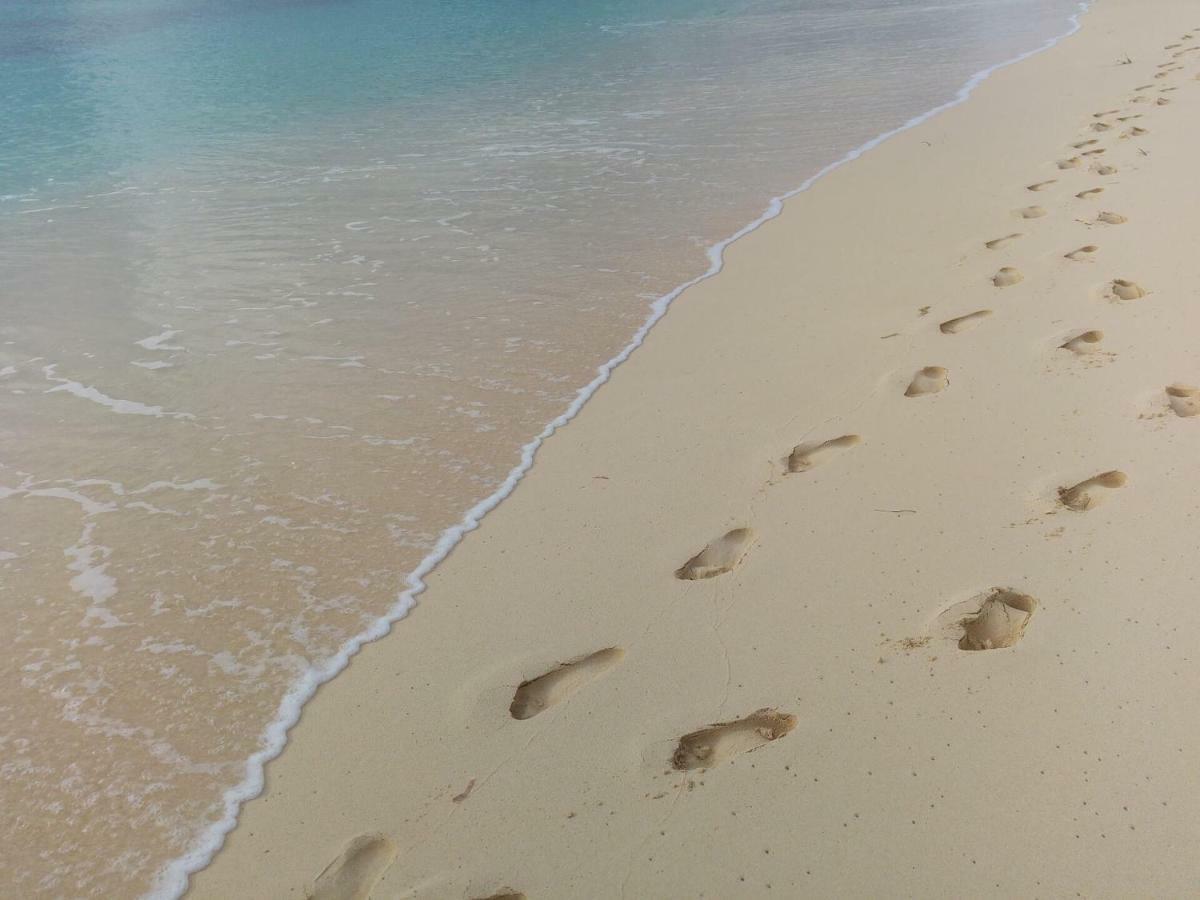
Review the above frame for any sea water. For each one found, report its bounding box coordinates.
[0,0,1083,894]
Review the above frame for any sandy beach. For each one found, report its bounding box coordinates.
[187,1,1200,896]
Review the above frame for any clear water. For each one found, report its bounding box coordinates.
[1,0,1082,895]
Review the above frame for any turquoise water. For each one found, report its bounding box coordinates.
[1,1,1085,896]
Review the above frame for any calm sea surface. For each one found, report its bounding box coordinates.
[2,0,1081,894]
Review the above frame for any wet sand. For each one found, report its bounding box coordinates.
[189,1,1200,896]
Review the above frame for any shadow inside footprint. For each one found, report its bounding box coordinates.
[1065,245,1098,260]
[1060,330,1104,354]
[676,528,754,580]
[786,434,861,473]
[1166,384,1200,417]
[905,366,949,397]
[472,893,527,900]
[671,708,797,771]
[992,267,1023,287]
[985,233,1022,249]
[940,310,992,334]
[957,590,1038,651]
[1111,279,1145,300]
[1058,470,1127,511]
[510,647,625,720]
[310,835,397,900]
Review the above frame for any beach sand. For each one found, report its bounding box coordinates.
[188,1,1200,896]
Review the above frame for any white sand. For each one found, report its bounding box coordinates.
[189,2,1200,896]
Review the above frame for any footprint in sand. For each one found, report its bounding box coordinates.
[992,267,1023,287]
[1166,384,1200,417]
[1134,83,1154,91]
[1019,206,1047,219]
[1111,279,1146,300]
[1091,122,1112,132]
[1095,164,1117,176]
[1075,188,1104,199]
[1071,139,1098,149]
[1081,148,1106,157]
[676,528,754,580]
[671,709,797,771]
[985,233,1022,249]
[1121,126,1149,139]
[1057,157,1081,169]
[1058,470,1127,511]
[310,835,397,900]
[1157,97,1171,106]
[905,366,949,397]
[1064,245,1098,261]
[1060,330,1104,353]
[473,893,526,900]
[1116,114,1142,122]
[940,310,992,334]
[1027,180,1056,192]
[954,589,1038,651]
[1097,211,1127,225]
[786,434,861,473]
[510,647,625,720]
[1092,109,1119,117]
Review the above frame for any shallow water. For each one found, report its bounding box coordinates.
[1,0,1082,894]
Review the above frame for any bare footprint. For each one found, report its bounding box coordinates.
[1071,139,1098,149]
[1058,470,1127,511]
[1134,83,1154,90]
[671,709,797,771]
[985,233,1022,249]
[1081,148,1106,156]
[510,647,624,720]
[1117,114,1143,121]
[1091,122,1112,132]
[1075,188,1104,199]
[786,434,861,473]
[1111,279,1146,300]
[940,309,992,334]
[1060,330,1104,353]
[992,267,1023,287]
[1027,180,1056,191]
[1057,157,1081,169]
[1097,211,1127,225]
[1064,245,1098,261]
[1121,126,1149,138]
[1019,206,1047,219]
[310,835,398,900]
[676,528,754,580]
[905,366,949,397]
[956,590,1038,651]
[1166,384,1200,417]
[473,893,527,900]
[1092,109,1119,117]
[1095,164,1117,176]
[1157,97,1171,106]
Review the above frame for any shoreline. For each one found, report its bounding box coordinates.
[153,5,1096,894]
[156,5,1094,895]
[189,0,1200,896]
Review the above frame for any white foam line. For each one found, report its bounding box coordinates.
[153,4,1091,895]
